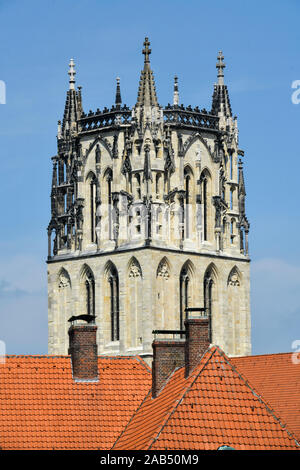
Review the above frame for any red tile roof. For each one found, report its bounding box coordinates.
[0,355,151,450]
[112,347,300,450]
[231,352,300,441]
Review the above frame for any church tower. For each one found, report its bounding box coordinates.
[47,40,250,359]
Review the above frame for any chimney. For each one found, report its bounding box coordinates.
[152,330,185,398]
[68,322,98,382]
[184,308,210,377]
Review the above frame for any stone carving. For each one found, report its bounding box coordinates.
[129,259,142,278]
[182,131,214,159]
[58,271,70,289]
[228,271,240,286]
[157,260,169,279]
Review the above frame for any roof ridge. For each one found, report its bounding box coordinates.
[4,354,144,360]
[4,355,69,359]
[152,343,221,398]
[111,388,152,450]
[98,355,144,360]
[135,355,152,372]
[214,347,300,447]
[233,351,293,359]
[148,345,218,450]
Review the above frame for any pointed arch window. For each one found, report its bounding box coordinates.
[184,166,194,240]
[204,272,213,343]
[128,258,143,347]
[108,175,112,240]
[230,153,233,180]
[156,258,170,330]
[103,169,113,240]
[227,267,241,355]
[185,175,190,239]
[156,206,162,236]
[200,169,212,243]
[230,218,235,244]
[164,171,170,194]
[64,191,67,214]
[86,172,97,243]
[222,217,227,250]
[85,270,95,317]
[203,177,208,241]
[90,177,96,242]
[134,173,141,199]
[58,159,65,185]
[156,172,162,199]
[126,171,132,194]
[180,267,190,330]
[108,265,119,341]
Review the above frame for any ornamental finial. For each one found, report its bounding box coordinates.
[173,75,179,106]
[142,37,151,64]
[68,58,76,90]
[216,51,225,85]
[115,77,122,106]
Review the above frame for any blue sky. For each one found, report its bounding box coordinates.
[0,0,300,355]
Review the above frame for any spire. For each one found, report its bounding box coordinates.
[173,75,179,106]
[115,77,122,107]
[211,51,232,118]
[68,59,76,90]
[62,59,82,135]
[136,37,159,109]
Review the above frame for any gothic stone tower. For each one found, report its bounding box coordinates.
[47,40,250,359]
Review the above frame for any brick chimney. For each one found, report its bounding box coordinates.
[68,323,98,382]
[184,308,210,377]
[152,330,185,398]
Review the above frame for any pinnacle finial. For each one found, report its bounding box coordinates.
[68,58,76,90]
[142,37,151,64]
[238,158,246,196]
[216,51,225,85]
[173,75,179,106]
[115,77,122,106]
